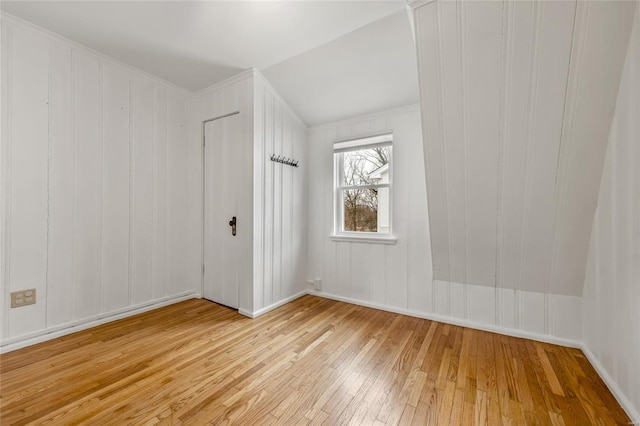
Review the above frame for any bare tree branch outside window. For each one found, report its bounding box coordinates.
[342,147,389,232]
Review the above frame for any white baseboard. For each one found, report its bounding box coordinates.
[238,291,308,319]
[581,345,640,423]
[4,288,636,423]
[0,291,198,353]
[307,290,582,349]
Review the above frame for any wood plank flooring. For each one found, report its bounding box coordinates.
[0,295,630,425]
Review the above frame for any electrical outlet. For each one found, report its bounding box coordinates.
[305,279,322,291]
[11,289,36,308]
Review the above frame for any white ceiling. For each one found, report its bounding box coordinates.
[1,1,418,126]
[1,0,407,92]
[263,10,419,126]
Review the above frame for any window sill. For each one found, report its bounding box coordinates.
[330,234,397,245]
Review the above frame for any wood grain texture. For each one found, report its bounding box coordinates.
[0,296,629,425]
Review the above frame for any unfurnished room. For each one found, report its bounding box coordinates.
[0,0,639,424]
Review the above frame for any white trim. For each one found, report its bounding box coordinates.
[405,3,416,45]
[407,0,437,12]
[581,345,640,424]
[306,290,582,349]
[3,285,636,421]
[0,291,198,353]
[193,69,255,98]
[238,291,307,319]
[334,137,394,238]
[330,235,397,245]
[339,184,390,191]
[334,132,393,151]
[0,12,192,96]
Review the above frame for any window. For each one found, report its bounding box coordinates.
[332,133,395,243]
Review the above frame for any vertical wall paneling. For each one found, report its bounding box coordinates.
[281,111,293,298]
[322,127,338,296]
[517,2,574,293]
[369,245,387,306]
[438,0,468,285]
[151,86,168,300]
[101,64,130,313]
[549,1,637,295]
[407,110,432,314]
[307,104,582,345]
[1,16,197,350]
[336,243,350,298]
[252,82,265,310]
[194,73,254,312]
[250,71,308,315]
[306,131,321,291]
[186,96,201,298]
[6,25,50,337]
[583,5,640,421]
[413,0,636,298]
[1,20,13,340]
[385,114,408,309]
[238,78,255,312]
[263,90,274,308]
[166,92,189,296]
[307,106,429,315]
[194,70,305,317]
[131,76,154,304]
[73,52,102,321]
[292,124,307,299]
[273,100,283,303]
[47,43,74,327]
[415,2,450,283]
[464,0,502,285]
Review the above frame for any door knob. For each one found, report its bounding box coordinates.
[229,216,236,236]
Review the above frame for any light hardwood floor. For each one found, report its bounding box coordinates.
[0,295,630,425]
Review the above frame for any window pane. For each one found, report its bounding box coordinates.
[342,146,390,187]
[342,188,389,233]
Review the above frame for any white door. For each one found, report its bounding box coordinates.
[203,113,241,309]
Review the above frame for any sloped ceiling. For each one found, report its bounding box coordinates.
[414,0,637,296]
[262,10,419,126]
[0,1,405,91]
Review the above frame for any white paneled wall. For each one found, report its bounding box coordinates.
[306,105,581,345]
[413,0,637,297]
[583,6,640,421]
[192,70,307,318]
[252,72,308,315]
[194,73,254,313]
[307,106,433,315]
[549,1,638,296]
[1,16,197,350]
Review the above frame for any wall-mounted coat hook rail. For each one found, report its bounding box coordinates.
[270,154,299,167]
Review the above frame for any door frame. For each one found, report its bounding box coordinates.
[200,111,240,299]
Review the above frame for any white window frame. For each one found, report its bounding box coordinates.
[331,132,397,244]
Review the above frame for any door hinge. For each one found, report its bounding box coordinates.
[202,264,205,275]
